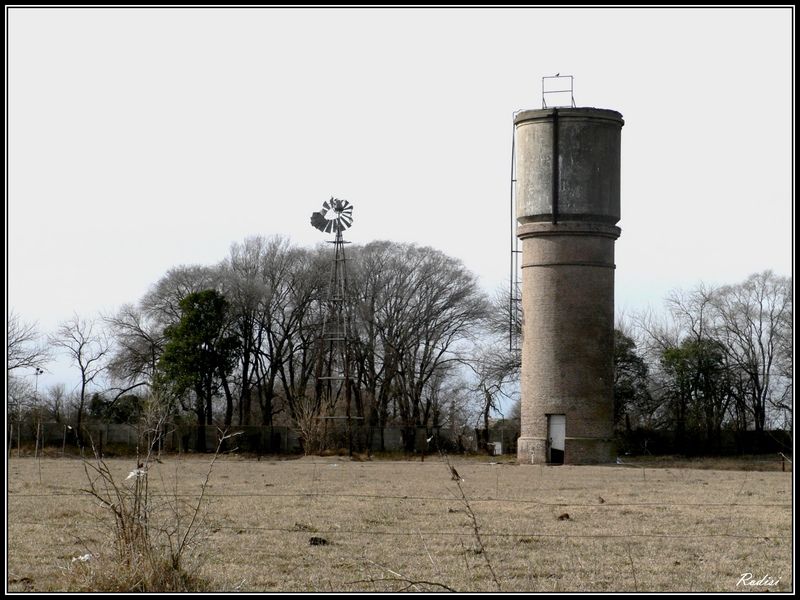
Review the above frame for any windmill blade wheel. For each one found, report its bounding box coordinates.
[309,197,354,233]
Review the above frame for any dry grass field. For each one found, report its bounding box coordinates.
[6,454,793,593]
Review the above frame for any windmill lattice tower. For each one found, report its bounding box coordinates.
[310,197,357,452]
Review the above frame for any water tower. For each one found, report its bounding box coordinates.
[514,77,623,464]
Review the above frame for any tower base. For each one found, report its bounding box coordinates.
[517,437,615,465]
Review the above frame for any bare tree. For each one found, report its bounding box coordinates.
[666,285,736,448]
[7,376,33,445]
[771,294,793,428]
[141,264,221,326]
[440,374,483,451]
[465,339,519,451]
[105,303,164,400]
[350,242,489,451]
[221,238,265,426]
[350,241,404,450]
[398,246,489,448]
[486,285,523,359]
[613,329,652,433]
[633,285,740,450]
[220,235,299,427]
[50,314,110,443]
[7,310,50,372]
[44,383,68,423]
[630,273,792,453]
[712,271,792,437]
[273,245,327,427]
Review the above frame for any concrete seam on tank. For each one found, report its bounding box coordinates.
[517,224,621,237]
[521,261,616,269]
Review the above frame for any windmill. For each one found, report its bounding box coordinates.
[310,198,353,235]
[310,197,358,453]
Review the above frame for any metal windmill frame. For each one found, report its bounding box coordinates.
[310,197,359,453]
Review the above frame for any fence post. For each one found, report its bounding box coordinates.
[779,452,792,472]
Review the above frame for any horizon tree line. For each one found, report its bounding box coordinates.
[6,235,792,455]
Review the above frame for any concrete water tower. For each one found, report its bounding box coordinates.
[514,81,623,465]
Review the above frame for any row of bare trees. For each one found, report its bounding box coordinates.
[7,234,790,455]
[349,241,490,449]
[125,238,492,450]
[8,237,493,451]
[616,270,792,452]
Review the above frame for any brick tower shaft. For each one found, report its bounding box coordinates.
[514,108,624,465]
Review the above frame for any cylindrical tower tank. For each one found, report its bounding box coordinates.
[515,107,623,465]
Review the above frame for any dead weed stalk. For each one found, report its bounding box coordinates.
[72,423,239,592]
[441,451,502,591]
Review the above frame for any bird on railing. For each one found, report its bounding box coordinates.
[449,465,463,481]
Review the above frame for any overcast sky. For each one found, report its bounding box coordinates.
[7,7,793,391]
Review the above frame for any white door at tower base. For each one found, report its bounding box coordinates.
[547,414,565,464]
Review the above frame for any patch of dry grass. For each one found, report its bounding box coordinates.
[7,456,792,592]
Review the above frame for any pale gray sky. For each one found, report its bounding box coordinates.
[7,7,793,390]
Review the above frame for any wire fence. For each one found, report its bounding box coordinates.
[8,490,793,508]
[8,521,792,541]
